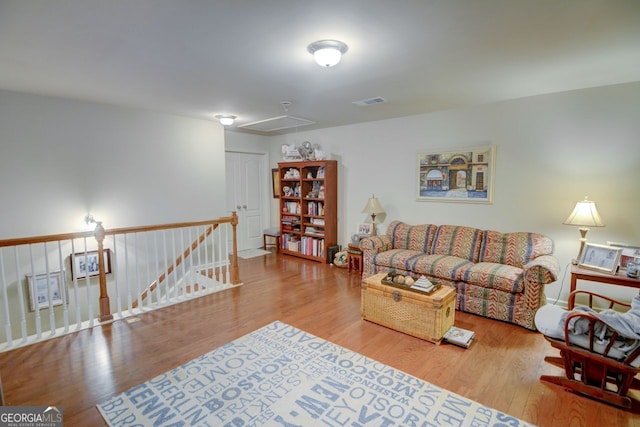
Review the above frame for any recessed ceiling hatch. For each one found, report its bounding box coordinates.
[352,97,387,107]
[238,115,315,132]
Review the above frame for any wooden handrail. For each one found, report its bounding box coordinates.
[102,216,238,236]
[0,216,238,247]
[0,230,95,248]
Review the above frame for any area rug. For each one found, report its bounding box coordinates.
[236,248,271,259]
[97,321,533,426]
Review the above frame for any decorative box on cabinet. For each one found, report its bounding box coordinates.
[278,160,337,263]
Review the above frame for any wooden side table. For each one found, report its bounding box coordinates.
[347,243,363,275]
[569,264,640,309]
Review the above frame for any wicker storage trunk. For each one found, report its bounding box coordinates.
[361,273,455,344]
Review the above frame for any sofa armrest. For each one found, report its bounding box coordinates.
[524,255,560,285]
[360,235,392,253]
[360,235,392,278]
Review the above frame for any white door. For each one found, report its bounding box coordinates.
[225,152,265,250]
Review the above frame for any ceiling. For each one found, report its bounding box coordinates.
[1,0,639,135]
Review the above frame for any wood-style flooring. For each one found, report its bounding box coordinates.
[0,252,638,426]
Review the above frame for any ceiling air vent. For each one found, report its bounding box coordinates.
[238,115,315,133]
[352,97,387,107]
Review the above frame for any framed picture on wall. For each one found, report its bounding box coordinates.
[578,243,622,274]
[27,270,66,311]
[71,249,112,279]
[416,145,496,204]
[272,168,280,199]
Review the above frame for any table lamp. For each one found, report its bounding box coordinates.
[362,195,385,236]
[563,196,604,262]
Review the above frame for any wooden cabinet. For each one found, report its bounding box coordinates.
[278,160,337,263]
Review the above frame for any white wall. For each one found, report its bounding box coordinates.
[267,82,640,304]
[5,83,636,305]
[0,90,226,238]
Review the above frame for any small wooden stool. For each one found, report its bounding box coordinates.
[347,243,363,274]
[263,228,281,252]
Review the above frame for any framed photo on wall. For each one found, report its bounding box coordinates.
[416,145,496,204]
[71,249,112,279]
[272,168,280,199]
[27,270,66,311]
[578,243,622,274]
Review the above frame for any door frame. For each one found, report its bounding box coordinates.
[225,150,271,249]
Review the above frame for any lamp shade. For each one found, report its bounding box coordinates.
[362,196,385,215]
[563,197,604,227]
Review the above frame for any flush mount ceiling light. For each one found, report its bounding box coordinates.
[215,115,236,126]
[307,40,348,67]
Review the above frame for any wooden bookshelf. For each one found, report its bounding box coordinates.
[278,160,337,263]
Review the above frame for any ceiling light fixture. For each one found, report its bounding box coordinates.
[307,40,348,67]
[215,115,236,126]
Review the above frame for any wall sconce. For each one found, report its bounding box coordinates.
[84,213,97,231]
[362,195,385,236]
[307,40,349,67]
[563,196,605,262]
[215,115,236,126]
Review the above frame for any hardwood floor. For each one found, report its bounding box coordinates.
[1,253,639,426]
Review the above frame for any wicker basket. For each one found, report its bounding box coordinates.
[361,273,455,344]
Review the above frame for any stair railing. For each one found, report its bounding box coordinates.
[0,213,239,352]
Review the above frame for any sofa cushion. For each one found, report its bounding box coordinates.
[462,262,525,293]
[373,249,426,271]
[387,221,437,252]
[431,225,483,262]
[412,255,474,281]
[479,230,553,268]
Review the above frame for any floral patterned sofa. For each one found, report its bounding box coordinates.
[361,220,560,330]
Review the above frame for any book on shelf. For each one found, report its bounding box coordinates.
[305,226,324,237]
[443,326,475,348]
[300,236,325,258]
[284,202,300,214]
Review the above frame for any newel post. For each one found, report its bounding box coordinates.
[94,222,113,322]
[230,212,240,285]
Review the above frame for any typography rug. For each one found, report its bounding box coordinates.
[97,321,533,426]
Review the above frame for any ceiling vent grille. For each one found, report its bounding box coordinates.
[352,96,387,107]
[238,115,315,133]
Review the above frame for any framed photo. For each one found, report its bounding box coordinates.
[27,270,66,311]
[272,168,280,199]
[578,243,622,274]
[71,249,112,279]
[607,242,640,270]
[416,144,496,204]
[357,223,373,236]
